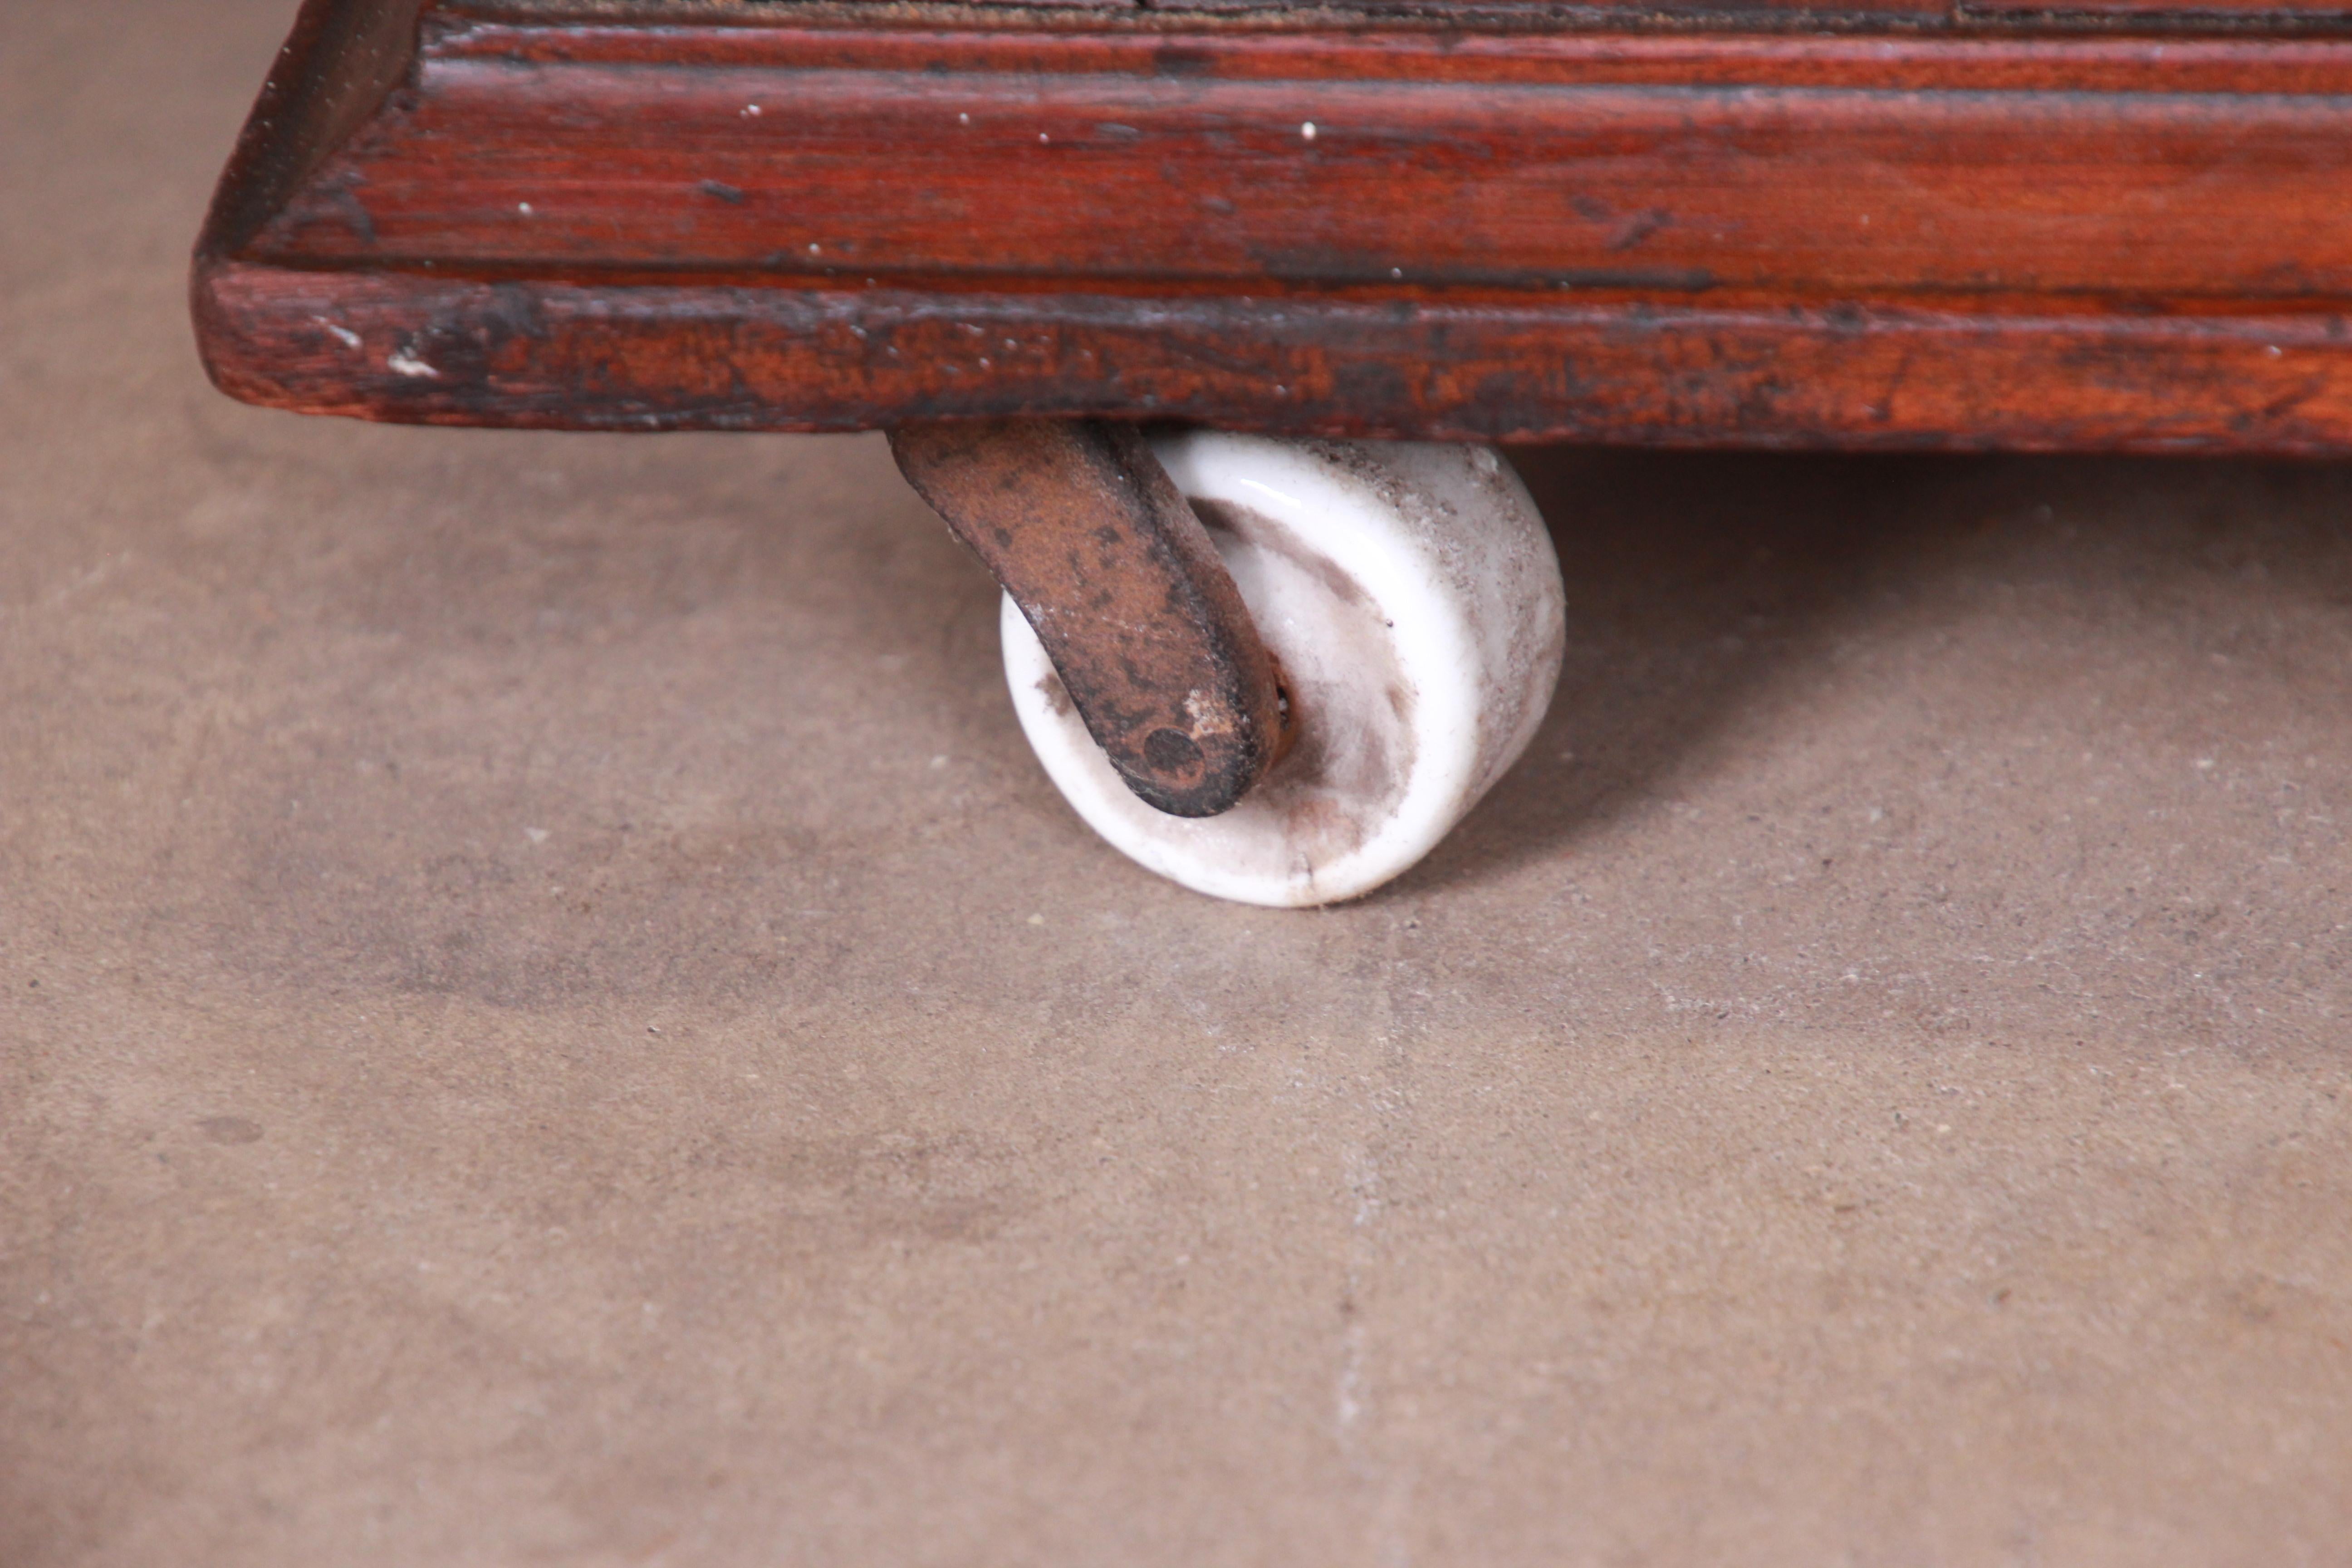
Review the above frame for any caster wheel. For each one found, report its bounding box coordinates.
[1003,432,1566,907]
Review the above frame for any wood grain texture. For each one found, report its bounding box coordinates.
[196,261,2352,449]
[441,0,2352,26]
[194,0,2352,451]
[197,0,426,259]
[251,61,2352,299]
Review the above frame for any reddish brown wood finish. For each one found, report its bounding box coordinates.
[250,54,2352,299]
[194,0,2352,451]
[193,261,2352,447]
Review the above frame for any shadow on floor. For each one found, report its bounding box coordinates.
[1421,446,2352,897]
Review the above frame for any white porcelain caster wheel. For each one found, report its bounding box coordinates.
[1003,432,1565,907]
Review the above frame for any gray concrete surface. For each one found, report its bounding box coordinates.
[5,3,2351,1563]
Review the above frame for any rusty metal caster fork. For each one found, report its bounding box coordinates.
[888,418,1294,819]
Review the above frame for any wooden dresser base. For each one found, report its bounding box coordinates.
[194,0,2352,452]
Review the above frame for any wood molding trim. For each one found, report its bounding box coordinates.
[194,0,2352,451]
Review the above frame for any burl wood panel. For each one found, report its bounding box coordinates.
[193,0,2352,451]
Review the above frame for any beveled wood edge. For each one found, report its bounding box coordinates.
[194,259,2352,452]
[192,0,2352,451]
[197,0,426,261]
[420,8,2352,82]
[430,0,2352,38]
[231,10,2352,300]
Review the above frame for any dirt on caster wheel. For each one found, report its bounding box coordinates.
[1003,432,1567,908]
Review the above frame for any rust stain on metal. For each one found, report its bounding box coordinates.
[889,418,1288,818]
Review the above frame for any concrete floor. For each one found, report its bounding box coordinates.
[7,4,2352,1563]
